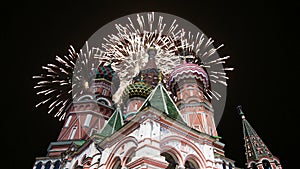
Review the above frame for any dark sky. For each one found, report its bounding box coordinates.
[5,0,295,168]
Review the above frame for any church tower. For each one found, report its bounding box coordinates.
[40,64,118,167]
[168,55,218,136]
[237,105,282,169]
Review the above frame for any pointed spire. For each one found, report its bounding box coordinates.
[238,105,273,163]
[139,83,185,123]
[99,107,124,137]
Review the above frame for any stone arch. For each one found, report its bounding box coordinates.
[105,136,138,168]
[161,145,183,167]
[161,135,206,167]
[122,146,137,166]
[77,95,93,101]
[184,154,204,169]
[97,97,111,106]
[262,159,272,169]
[108,157,122,169]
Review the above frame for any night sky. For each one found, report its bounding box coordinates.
[5,1,295,169]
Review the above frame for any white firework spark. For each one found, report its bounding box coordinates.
[176,29,234,100]
[101,12,184,103]
[33,42,104,120]
[33,12,233,120]
[100,12,233,101]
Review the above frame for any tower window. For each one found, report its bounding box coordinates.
[65,115,72,127]
[69,126,77,139]
[134,102,138,110]
[102,89,107,96]
[262,160,272,169]
[189,89,194,96]
[84,114,92,127]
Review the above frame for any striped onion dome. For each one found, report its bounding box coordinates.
[168,63,210,93]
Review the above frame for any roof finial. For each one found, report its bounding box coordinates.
[237,105,245,119]
[158,70,163,83]
[141,75,144,82]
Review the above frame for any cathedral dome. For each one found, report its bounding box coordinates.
[123,81,152,99]
[168,63,210,92]
[90,64,116,81]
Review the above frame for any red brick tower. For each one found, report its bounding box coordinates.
[168,56,218,136]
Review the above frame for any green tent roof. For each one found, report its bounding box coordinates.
[99,108,124,137]
[139,82,185,123]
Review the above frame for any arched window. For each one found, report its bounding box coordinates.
[161,152,178,169]
[35,162,42,169]
[262,160,272,169]
[53,160,61,169]
[44,161,51,169]
[65,115,72,127]
[111,158,122,169]
[69,125,78,139]
[184,159,199,169]
[97,97,111,106]
[250,162,258,169]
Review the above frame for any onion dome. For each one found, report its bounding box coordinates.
[89,64,120,95]
[123,81,152,99]
[168,63,210,93]
[90,64,116,81]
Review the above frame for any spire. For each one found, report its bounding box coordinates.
[139,82,185,123]
[99,108,124,137]
[237,105,273,163]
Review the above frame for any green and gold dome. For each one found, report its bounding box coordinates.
[123,81,152,99]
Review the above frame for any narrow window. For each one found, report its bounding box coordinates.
[102,89,107,96]
[189,89,194,96]
[65,115,72,127]
[134,102,138,110]
[69,126,77,139]
[84,114,92,127]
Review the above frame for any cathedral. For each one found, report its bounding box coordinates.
[32,13,282,169]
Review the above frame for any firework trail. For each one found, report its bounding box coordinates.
[33,42,104,120]
[101,12,233,101]
[33,12,233,120]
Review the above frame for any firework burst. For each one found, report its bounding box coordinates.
[101,12,233,101]
[33,12,233,120]
[33,42,104,120]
